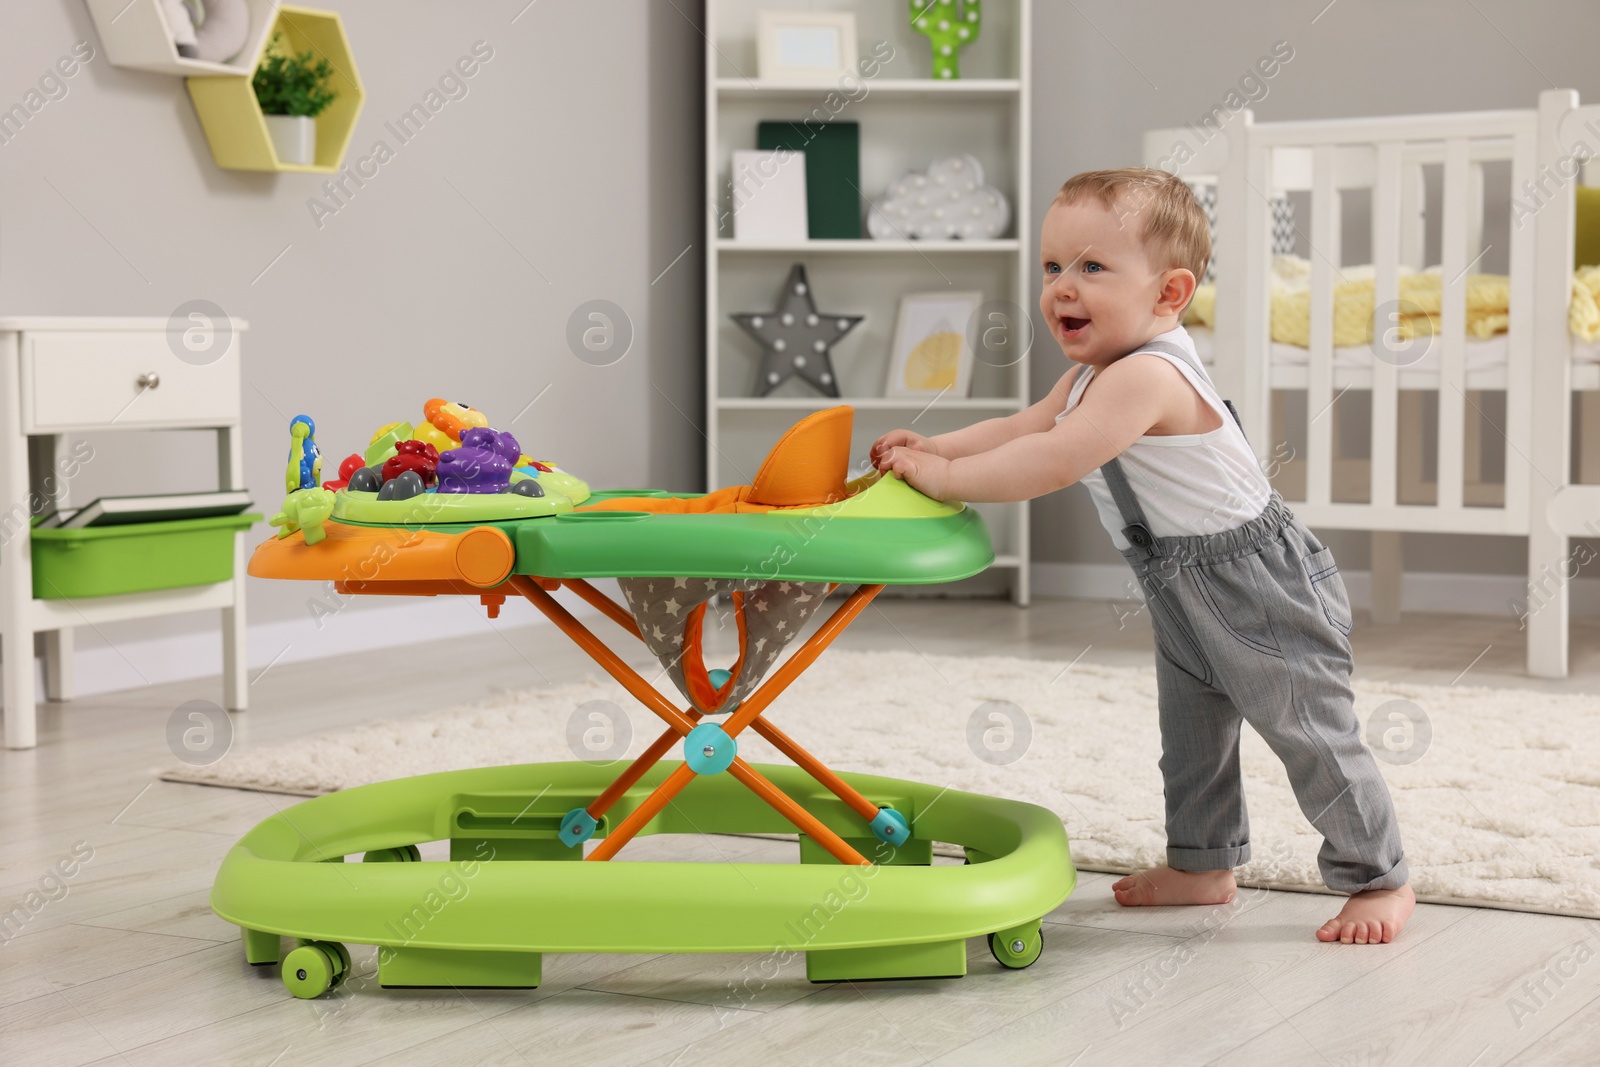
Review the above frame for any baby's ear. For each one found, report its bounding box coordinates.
[1158,267,1197,316]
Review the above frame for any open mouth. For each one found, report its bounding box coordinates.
[1059,316,1090,337]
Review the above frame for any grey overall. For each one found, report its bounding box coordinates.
[1099,340,1408,894]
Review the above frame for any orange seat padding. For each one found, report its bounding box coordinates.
[579,406,853,514]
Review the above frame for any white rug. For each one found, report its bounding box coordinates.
[163,651,1600,918]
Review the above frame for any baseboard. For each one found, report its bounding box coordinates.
[1030,562,1600,619]
[41,566,1599,700]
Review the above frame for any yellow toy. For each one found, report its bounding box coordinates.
[415,397,488,454]
[362,399,574,473]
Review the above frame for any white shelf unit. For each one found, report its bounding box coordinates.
[717,238,1020,254]
[84,0,280,77]
[705,0,1033,604]
[715,78,1023,100]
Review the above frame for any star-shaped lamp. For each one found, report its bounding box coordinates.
[731,263,863,397]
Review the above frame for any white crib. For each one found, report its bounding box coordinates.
[1145,88,1600,678]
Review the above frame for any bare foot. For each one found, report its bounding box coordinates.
[1112,866,1237,907]
[1316,884,1415,944]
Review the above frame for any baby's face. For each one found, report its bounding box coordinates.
[1038,198,1175,366]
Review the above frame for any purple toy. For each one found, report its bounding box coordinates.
[436,427,522,494]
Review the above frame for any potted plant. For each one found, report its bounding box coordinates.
[252,32,337,166]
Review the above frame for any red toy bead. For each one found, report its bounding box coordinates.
[394,439,439,461]
[323,452,366,490]
[382,440,439,487]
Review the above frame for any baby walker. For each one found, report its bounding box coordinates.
[220,402,1076,998]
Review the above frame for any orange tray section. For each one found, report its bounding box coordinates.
[248,523,515,588]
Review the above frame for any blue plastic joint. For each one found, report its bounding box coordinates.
[684,723,736,775]
[559,807,598,847]
[869,807,911,845]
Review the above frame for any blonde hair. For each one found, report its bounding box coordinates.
[1054,168,1211,283]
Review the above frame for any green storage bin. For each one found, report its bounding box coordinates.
[30,513,261,600]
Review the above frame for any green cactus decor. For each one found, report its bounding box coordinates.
[911,0,981,80]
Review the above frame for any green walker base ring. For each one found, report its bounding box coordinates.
[213,761,1075,996]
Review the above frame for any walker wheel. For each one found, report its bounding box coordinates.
[326,941,352,987]
[988,923,1043,970]
[362,844,421,863]
[282,943,340,999]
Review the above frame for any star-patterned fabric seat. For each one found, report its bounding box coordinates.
[587,406,856,712]
[617,575,830,714]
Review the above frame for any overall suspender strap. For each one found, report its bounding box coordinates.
[1092,339,1246,557]
[1100,453,1158,556]
[1132,340,1246,436]
[1135,340,1247,438]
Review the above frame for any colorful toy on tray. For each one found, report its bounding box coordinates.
[270,415,335,544]
[286,397,593,527]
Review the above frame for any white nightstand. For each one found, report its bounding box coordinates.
[0,317,251,750]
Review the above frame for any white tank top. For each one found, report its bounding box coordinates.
[1055,327,1270,550]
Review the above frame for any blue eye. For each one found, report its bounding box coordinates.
[1084,262,1103,274]
[1044,262,1060,274]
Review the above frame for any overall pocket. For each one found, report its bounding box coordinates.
[1194,559,1283,658]
[1303,546,1353,636]
[1140,571,1212,684]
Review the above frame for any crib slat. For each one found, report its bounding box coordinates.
[1218,114,1271,455]
[1398,158,1426,269]
[1503,119,1535,524]
[1307,144,1339,508]
[1370,142,1402,509]
[1527,89,1581,677]
[1436,138,1470,512]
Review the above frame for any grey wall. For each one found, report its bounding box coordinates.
[1027,0,1600,580]
[0,1,703,643]
[2,0,1595,668]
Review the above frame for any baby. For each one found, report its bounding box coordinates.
[872,167,1414,945]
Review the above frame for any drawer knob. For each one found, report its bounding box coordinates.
[137,372,161,389]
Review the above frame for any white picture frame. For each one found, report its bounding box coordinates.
[884,291,983,398]
[757,12,858,84]
[730,149,809,242]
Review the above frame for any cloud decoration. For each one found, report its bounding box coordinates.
[867,153,1010,241]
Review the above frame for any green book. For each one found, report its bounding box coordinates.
[757,120,861,239]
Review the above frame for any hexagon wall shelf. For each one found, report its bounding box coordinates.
[185,5,363,173]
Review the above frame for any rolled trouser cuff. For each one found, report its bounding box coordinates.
[1330,854,1409,894]
[1167,842,1250,870]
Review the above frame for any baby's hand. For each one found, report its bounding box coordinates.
[878,446,953,501]
[870,429,938,469]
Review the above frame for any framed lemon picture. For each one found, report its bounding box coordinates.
[884,291,982,397]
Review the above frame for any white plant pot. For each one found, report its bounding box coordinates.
[265,114,316,166]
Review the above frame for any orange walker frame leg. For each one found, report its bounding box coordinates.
[506,576,892,866]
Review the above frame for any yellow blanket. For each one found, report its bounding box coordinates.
[1184,256,1600,344]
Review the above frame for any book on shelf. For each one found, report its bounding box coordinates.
[56,490,254,529]
[757,120,860,239]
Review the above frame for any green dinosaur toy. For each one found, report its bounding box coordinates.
[270,487,337,545]
[911,0,981,80]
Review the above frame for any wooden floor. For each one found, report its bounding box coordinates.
[2,593,1598,1067]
